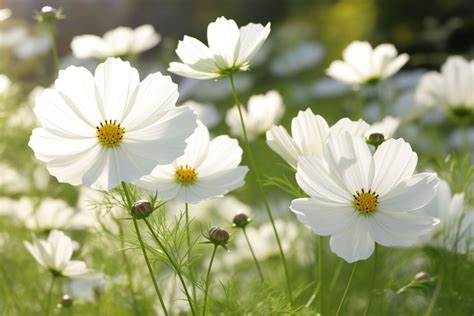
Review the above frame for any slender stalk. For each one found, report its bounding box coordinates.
[143,218,196,316]
[335,262,358,316]
[133,218,168,316]
[376,83,387,117]
[118,221,140,315]
[424,272,443,316]
[228,74,293,305]
[318,236,324,315]
[363,245,378,316]
[185,203,198,303]
[44,275,56,316]
[46,21,60,75]
[202,245,218,316]
[121,182,168,316]
[242,227,264,282]
[355,87,365,120]
[0,261,21,313]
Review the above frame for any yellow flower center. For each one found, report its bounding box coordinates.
[353,189,379,214]
[175,164,198,184]
[96,120,125,147]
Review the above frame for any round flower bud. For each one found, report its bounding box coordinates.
[35,6,65,23]
[131,200,153,219]
[60,294,73,308]
[208,227,229,246]
[233,213,250,228]
[367,133,385,147]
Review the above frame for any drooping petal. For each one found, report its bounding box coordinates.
[291,108,330,158]
[372,138,417,196]
[290,198,357,235]
[207,17,240,69]
[329,215,375,263]
[266,126,300,168]
[379,173,439,212]
[236,22,271,67]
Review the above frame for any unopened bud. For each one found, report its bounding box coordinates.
[131,200,153,219]
[415,271,430,281]
[60,294,73,308]
[35,6,65,23]
[233,213,250,228]
[367,132,385,147]
[208,227,229,246]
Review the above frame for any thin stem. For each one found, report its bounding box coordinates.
[363,245,378,316]
[132,218,169,316]
[318,236,324,315]
[335,262,358,316]
[228,74,293,305]
[121,182,168,316]
[376,82,387,118]
[185,203,197,304]
[424,272,443,316]
[202,245,218,316]
[46,22,60,75]
[0,261,21,313]
[118,221,140,315]
[242,227,264,282]
[44,275,56,316]
[355,87,365,120]
[143,218,196,316]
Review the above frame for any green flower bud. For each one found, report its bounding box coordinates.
[232,213,250,228]
[208,227,229,246]
[367,132,385,147]
[60,294,73,308]
[35,6,65,23]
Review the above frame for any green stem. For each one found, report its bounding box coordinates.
[355,87,365,120]
[185,203,198,304]
[424,273,443,316]
[121,182,168,316]
[363,245,378,316]
[0,261,21,313]
[242,227,264,282]
[228,74,293,305]
[45,275,56,316]
[202,245,218,316]
[318,236,324,315]
[143,218,196,316]
[376,83,387,118]
[46,21,60,75]
[335,262,358,316]
[118,221,140,315]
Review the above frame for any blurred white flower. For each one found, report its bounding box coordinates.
[420,180,473,252]
[266,108,370,168]
[415,56,474,116]
[66,276,105,302]
[327,41,409,85]
[24,230,98,279]
[270,41,325,77]
[0,8,12,22]
[14,34,51,59]
[0,163,29,194]
[290,134,439,263]
[0,26,28,47]
[366,116,400,139]
[136,121,248,203]
[169,16,270,79]
[0,74,11,94]
[180,100,221,128]
[6,105,38,130]
[71,25,161,59]
[29,58,197,190]
[226,90,284,140]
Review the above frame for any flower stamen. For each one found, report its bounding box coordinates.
[175,164,198,184]
[353,188,379,214]
[96,120,125,147]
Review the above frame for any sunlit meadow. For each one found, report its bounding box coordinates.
[0,1,473,315]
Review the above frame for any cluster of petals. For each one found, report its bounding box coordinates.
[71,25,161,59]
[29,58,197,190]
[226,90,284,139]
[168,16,270,79]
[290,133,439,263]
[326,41,409,85]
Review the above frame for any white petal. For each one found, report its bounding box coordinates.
[330,215,375,263]
[134,165,180,201]
[168,62,220,79]
[291,108,330,158]
[131,24,160,54]
[63,261,97,279]
[372,44,397,75]
[176,121,210,168]
[81,149,122,190]
[175,36,217,69]
[236,22,271,66]
[48,230,74,269]
[70,35,107,59]
[207,17,240,68]
[379,173,439,212]
[24,241,47,268]
[326,60,362,84]
[94,58,140,121]
[290,198,357,235]
[296,156,351,204]
[382,53,409,79]
[198,135,243,175]
[372,138,417,196]
[329,118,370,137]
[266,126,300,168]
[342,41,374,79]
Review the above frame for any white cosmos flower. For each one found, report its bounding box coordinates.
[28,58,197,190]
[266,108,370,168]
[226,90,284,140]
[365,116,400,139]
[0,8,12,22]
[180,100,221,128]
[71,25,161,59]
[415,56,474,115]
[0,74,11,94]
[326,41,409,85]
[290,133,439,263]
[168,16,270,79]
[135,121,248,203]
[24,230,98,279]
